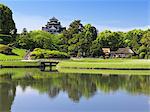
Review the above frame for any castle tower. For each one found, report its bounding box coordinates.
[42,17,66,34]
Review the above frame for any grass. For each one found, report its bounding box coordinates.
[0,48,39,66]
[58,58,150,69]
[58,68,150,75]
[0,48,27,60]
[0,58,150,75]
[0,61,39,66]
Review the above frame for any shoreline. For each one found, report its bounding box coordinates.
[0,59,150,71]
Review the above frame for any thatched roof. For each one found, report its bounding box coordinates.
[115,48,134,54]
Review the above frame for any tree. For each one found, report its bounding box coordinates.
[141,30,150,49]
[89,40,103,57]
[77,24,97,57]
[97,30,124,51]
[16,32,34,49]
[16,30,59,50]
[139,30,150,59]
[61,20,83,56]
[0,4,16,34]
[125,29,144,52]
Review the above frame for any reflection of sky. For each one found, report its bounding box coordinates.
[11,86,149,112]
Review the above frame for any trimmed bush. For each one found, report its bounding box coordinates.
[31,48,70,59]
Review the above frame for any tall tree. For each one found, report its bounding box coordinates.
[79,24,97,57]
[61,20,83,56]
[0,4,16,34]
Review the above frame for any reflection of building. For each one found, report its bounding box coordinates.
[42,17,66,34]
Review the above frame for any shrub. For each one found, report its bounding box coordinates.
[31,48,70,59]
[138,45,147,54]
[139,52,145,59]
[131,56,139,59]
[0,44,12,54]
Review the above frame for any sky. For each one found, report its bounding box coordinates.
[0,0,150,33]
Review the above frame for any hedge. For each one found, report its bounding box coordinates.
[31,48,70,59]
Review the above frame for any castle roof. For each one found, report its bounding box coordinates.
[49,26,57,30]
[50,17,58,21]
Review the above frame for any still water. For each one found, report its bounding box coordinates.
[0,68,150,112]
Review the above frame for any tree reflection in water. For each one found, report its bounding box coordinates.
[0,72,149,111]
[0,74,16,112]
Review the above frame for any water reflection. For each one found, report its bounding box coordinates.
[0,74,16,112]
[16,74,150,101]
[0,69,150,112]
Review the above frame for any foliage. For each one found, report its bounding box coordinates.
[31,48,70,59]
[138,30,150,59]
[89,40,103,57]
[61,21,98,57]
[16,30,60,50]
[0,4,16,34]
[124,29,144,52]
[0,34,12,44]
[60,20,83,56]
[97,30,125,51]
[139,52,146,59]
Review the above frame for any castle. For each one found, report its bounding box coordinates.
[42,17,66,34]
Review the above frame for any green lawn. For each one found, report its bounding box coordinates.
[0,48,27,60]
[0,58,150,75]
[58,68,150,75]
[0,61,39,66]
[58,59,150,69]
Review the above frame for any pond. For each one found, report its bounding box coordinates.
[0,68,150,112]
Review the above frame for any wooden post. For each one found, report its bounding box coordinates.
[40,62,45,71]
[50,62,52,71]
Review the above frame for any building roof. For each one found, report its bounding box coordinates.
[115,48,134,54]
[50,17,58,21]
[49,26,57,30]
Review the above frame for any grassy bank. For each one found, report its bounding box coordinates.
[0,48,26,60]
[1,58,150,69]
[0,58,150,75]
[58,59,150,69]
[0,61,39,66]
[58,68,150,75]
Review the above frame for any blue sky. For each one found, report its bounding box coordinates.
[1,0,150,32]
